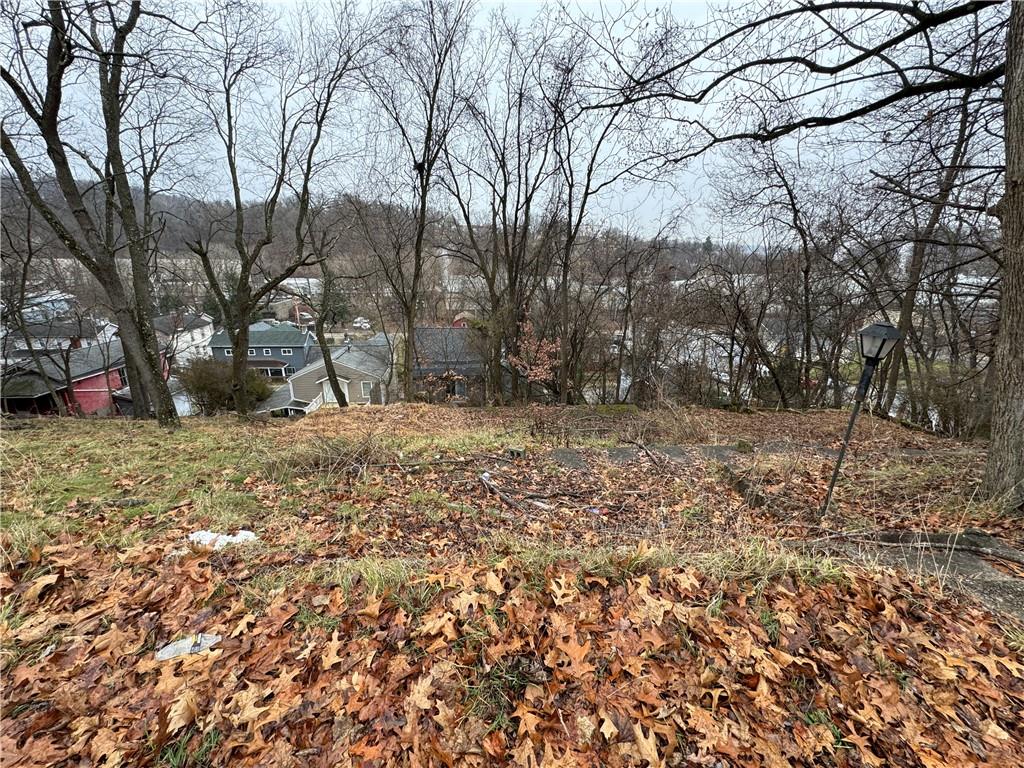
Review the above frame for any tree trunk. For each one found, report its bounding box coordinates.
[880,88,973,415]
[801,260,812,409]
[983,3,1024,508]
[315,318,347,407]
[113,307,169,419]
[55,348,82,415]
[121,350,149,421]
[488,332,503,405]
[230,320,252,414]
[558,251,571,405]
[121,344,151,418]
[616,280,632,403]
[403,307,416,400]
[136,307,178,425]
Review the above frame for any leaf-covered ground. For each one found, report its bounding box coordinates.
[2,405,1022,767]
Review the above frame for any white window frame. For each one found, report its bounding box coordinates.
[361,381,372,399]
[281,348,293,356]
[263,348,272,356]
[247,348,255,356]
[225,349,233,357]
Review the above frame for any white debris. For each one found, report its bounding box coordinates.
[155,633,222,661]
[187,530,258,551]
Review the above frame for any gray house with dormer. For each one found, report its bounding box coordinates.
[208,321,316,378]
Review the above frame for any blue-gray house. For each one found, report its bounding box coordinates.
[208,321,315,378]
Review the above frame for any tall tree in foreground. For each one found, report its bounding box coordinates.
[1,0,180,425]
[285,198,361,408]
[542,17,669,403]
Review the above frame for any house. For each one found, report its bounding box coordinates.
[19,291,75,322]
[111,376,195,417]
[263,298,316,326]
[3,317,104,362]
[208,321,315,378]
[255,343,391,416]
[1,339,129,415]
[409,326,486,402]
[264,277,322,324]
[153,312,215,366]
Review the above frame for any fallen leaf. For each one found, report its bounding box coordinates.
[168,688,199,733]
[22,573,60,604]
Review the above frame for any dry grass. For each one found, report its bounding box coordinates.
[1,405,1003,587]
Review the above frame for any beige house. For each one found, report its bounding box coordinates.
[255,345,390,416]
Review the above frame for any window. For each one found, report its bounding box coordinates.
[285,367,296,376]
[225,349,233,357]
[247,348,255,356]
[361,381,373,399]
[281,348,293,356]
[263,348,272,356]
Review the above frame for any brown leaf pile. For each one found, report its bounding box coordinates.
[3,541,1023,767]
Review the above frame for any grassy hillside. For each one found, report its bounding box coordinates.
[1,406,1022,766]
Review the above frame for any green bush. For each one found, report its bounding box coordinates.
[179,358,271,415]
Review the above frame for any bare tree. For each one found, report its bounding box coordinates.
[540,19,669,403]
[1,185,68,415]
[441,13,561,403]
[184,0,371,413]
[2,0,183,425]
[283,198,373,408]
[351,0,477,399]
[985,6,1022,503]
[589,0,1019,504]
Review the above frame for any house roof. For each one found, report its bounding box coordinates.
[112,375,185,400]
[413,327,484,376]
[153,313,212,335]
[7,318,101,342]
[209,321,309,348]
[254,384,309,414]
[334,345,390,379]
[1,339,125,399]
[277,277,322,297]
[285,343,390,383]
[357,332,394,349]
[110,376,186,416]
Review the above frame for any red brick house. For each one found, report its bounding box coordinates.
[0,339,162,416]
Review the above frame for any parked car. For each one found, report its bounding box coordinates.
[352,317,371,330]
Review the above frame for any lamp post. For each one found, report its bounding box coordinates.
[819,322,903,517]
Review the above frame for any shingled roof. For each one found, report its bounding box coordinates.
[208,321,310,348]
[1,340,125,399]
[152,313,212,335]
[5,318,101,342]
[413,327,484,377]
